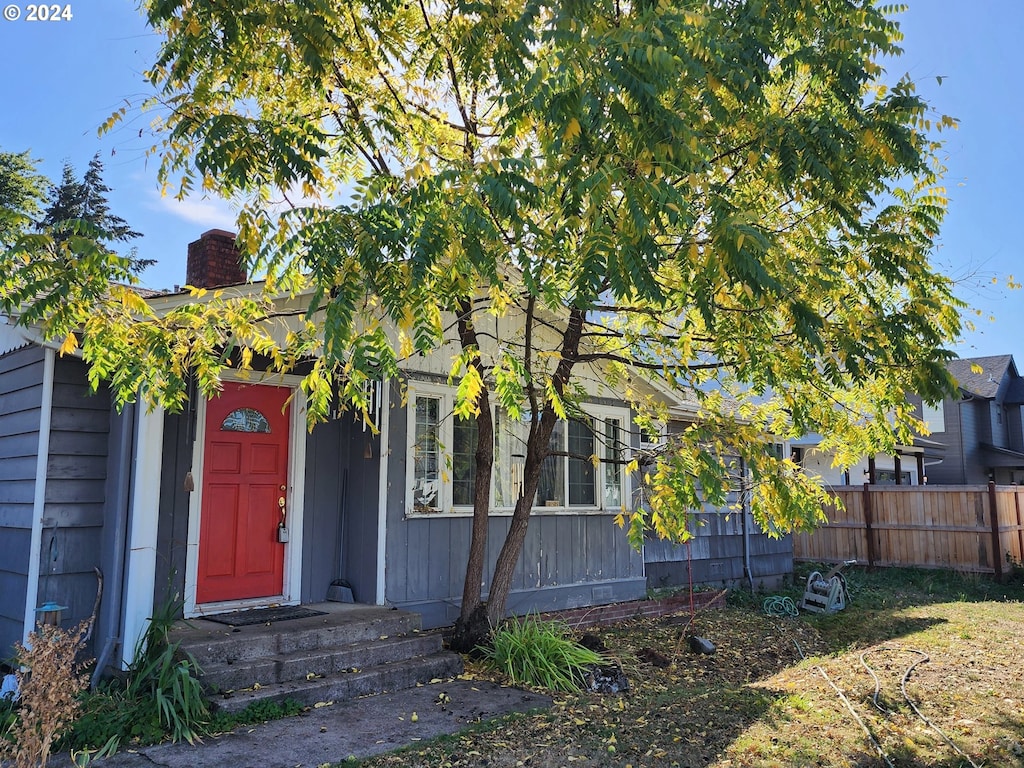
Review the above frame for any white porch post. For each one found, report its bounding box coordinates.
[22,347,55,643]
[375,378,390,605]
[120,404,165,667]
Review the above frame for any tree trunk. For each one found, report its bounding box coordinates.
[451,301,495,653]
[486,308,585,629]
[452,306,584,650]
[450,390,493,652]
[485,406,559,626]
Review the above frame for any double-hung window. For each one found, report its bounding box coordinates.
[408,381,627,514]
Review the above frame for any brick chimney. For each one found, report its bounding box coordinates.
[186,229,247,288]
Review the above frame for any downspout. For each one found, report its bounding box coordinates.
[375,377,391,605]
[91,403,136,686]
[739,457,754,592]
[23,348,55,643]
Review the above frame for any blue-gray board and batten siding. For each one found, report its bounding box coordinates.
[0,347,117,661]
[643,508,793,592]
[300,411,380,607]
[383,380,646,629]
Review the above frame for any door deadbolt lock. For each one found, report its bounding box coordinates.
[277,496,288,542]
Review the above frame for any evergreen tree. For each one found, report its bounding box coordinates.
[0,149,48,249]
[41,154,151,274]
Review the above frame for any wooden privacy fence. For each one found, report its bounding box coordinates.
[792,483,1024,579]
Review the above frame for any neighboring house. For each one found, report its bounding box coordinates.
[915,354,1024,485]
[788,354,1024,488]
[2,230,657,663]
[789,433,936,487]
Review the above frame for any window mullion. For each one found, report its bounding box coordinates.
[445,394,454,513]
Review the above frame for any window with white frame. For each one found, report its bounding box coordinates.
[412,396,442,511]
[408,383,627,514]
[921,400,945,433]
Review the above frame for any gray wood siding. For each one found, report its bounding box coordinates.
[926,396,972,484]
[96,405,135,661]
[34,358,111,647]
[644,509,793,591]
[0,345,44,656]
[384,383,645,628]
[301,413,380,605]
[962,401,990,484]
[1009,406,1023,452]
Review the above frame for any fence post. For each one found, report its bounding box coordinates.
[863,482,876,568]
[1016,487,1024,565]
[988,481,1003,582]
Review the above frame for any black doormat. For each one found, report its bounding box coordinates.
[202,606,327,627]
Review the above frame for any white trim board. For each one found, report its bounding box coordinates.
[120,403,165,666]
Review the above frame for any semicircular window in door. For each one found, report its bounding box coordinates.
[221,408,271,433]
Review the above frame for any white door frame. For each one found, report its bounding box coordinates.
[183,374,308,618]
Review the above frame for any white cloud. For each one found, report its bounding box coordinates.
[147,190,238,229]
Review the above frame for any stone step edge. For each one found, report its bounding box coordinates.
[198,633,445,690]
[209,652,464,714]
[179,614,424,665]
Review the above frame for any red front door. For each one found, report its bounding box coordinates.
[197,381,291,604]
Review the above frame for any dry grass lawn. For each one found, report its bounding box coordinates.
[358,565,1024,768]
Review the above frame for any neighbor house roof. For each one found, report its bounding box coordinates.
[946,355,1015,399]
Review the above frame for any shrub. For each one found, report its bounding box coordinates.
[483,616,605,693]
[0,620,89,768]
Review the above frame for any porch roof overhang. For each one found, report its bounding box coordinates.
[978,443,1024,469]
[791,433,943,452]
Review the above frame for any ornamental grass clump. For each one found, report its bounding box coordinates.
[483,616,605,693]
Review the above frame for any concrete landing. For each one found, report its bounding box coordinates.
[87,679,551,768]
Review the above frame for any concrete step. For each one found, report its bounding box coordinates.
[200,632,446,693]
[210,652,465,714]
[178,609,420,667]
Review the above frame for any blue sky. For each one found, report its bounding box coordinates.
[1,1,1021,358]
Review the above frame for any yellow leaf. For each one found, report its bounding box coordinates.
[58,332,79,356]
[563,118,581,144]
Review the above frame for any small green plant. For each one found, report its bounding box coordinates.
[482,616,605,693]
[206,698,304,734]
[0,620,89,768]
[65,597,208,759]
